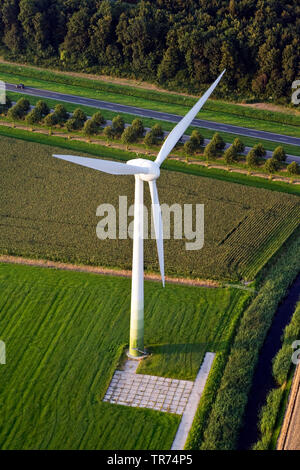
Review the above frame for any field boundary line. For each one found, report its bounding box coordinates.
[0,255,219,288]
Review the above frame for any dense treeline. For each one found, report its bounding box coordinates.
[0,0,299,100]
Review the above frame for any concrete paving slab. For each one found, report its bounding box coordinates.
[171,352,216,450]
[103,352,215,451]
[103,358,195,416]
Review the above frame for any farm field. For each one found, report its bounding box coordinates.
[0,263,248,449]
[1,136,299,281]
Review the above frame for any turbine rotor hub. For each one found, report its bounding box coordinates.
[127,158,160,181]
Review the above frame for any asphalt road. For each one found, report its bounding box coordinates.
[6,83,300,147]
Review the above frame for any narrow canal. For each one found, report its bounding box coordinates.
[238,273,300,449]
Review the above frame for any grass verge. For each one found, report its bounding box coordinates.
[1,62,300,136]
[6,90,300,157]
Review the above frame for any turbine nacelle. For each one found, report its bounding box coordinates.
[127,158,160,181]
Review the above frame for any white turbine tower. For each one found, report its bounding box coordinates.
[53,70,225,358]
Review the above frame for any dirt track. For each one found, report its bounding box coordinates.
[278,364,300,450]
[0,255,219,288]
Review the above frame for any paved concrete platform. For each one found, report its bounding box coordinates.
[103,352,215,449]
[171,352,216,450]
[103,360,194,415]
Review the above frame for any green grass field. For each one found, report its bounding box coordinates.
[6,91,300,157]
[0,263,248,449]
[1,62,300,137]
[1,60,300,452]
[1,135,299,281]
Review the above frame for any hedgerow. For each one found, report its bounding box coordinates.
[253,300,300,450]
[196,227,300,449]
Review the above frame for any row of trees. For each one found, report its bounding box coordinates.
[2,97,299,175]
[0,1,299,100]
[5,97,107,135]
[184,131,300,175]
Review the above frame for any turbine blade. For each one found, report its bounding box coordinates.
[53,154,149,175]
[155,70,225,167]
[149,180,165,287]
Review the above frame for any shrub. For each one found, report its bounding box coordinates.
[190,129,204,149]
[246,148,259,168]
[253,388,283,450]
[103,125,115,140]
[65,117,78,132]
[54,104,69,125]
[211,132,225,150]
[272,345,292,386]
[72,108,87,129]
[272,146,286,162]
[204,141,218,159]
[272,302,300,385]
[233,137,245,154]
[131,118,144,137]
[36,100,50,117]
[91,111,106,127]
[184,139,196,155]
[44,112,58,127]
[224,145,238,164]
[26,107,42,125]
[16,97,30,114]
[287,161,300,175]
[8,98,30,120]
[121,126,138,145]
[83,119,98,137]
[253,143,266,157]
[151,123,164,139]
[112,115,125,136]
[264,158,279,173]
[144,131,157,147]
[8,103,26,120]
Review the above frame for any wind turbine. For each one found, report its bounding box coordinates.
[53,70,225,358]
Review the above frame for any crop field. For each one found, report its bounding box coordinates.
[0,136,299,281]
[0,263,248,449]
